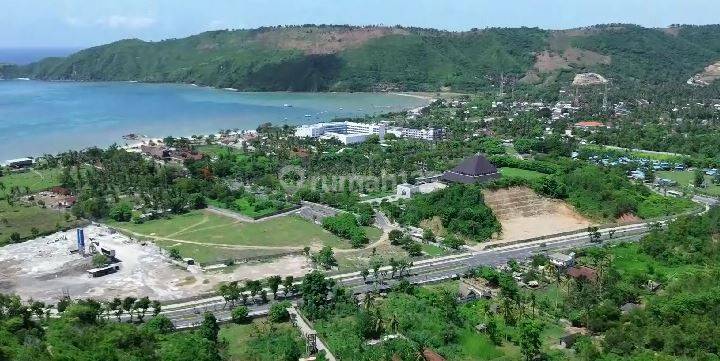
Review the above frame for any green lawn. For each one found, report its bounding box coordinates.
[0,202,83,245]
[607,243,699,278]
[421,243,448,257]
[360,189,395,201]
[581,145,687,163]
[152,239,295,265]
[499,167,546,180]
[108,210,352,248]
[220,319,304,361]
[106,210,383,264]
[656,170,720,196]
[196,144,242,157]
[0,168,62,195]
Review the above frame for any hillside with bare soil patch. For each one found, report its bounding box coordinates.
[687,60,720,86]
[481,187,592,246]
[256,27,410,54]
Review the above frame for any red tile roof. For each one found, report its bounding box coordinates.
[575,121,606,128]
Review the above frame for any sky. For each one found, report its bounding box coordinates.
[2,0,719,48]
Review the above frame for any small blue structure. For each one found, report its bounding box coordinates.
[77,228,85,254]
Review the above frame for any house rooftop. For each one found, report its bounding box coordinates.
[441,154,499,184]
[575,121,606,128]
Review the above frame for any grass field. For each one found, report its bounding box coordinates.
[152,239,295,264]
[220,319,304,361]
[607,243,699,278]
[359,189,395,201]
[656,170,720,196]
[421,243,448,257]
[499,167,546,180]
[581,145,687,162]
[0,168,62,195]
[108,210,351,248]
[196,144,242,157]
[107,210,382,264]
[0,202,82,245]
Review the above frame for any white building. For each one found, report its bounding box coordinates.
[295,121,443,144]
[396,183,420,198]
[387,126,444,141]
[4,157,33,168]
[295,121,385,144]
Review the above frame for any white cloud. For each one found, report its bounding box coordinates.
[64,17,86,27]
[97,15,156,29]
[63,15,156,30]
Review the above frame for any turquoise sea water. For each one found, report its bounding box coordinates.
[0,80,426,159]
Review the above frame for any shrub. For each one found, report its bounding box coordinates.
[109,202,132,222]
[231,306,250,324]
[441,234,465,249]
[322,212,368,247]
[92,253,109,267]
[268,301,291,323]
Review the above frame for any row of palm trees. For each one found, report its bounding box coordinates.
[217,275,298,308]
[99,296,162,323]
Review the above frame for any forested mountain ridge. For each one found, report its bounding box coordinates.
[4,24,720,91]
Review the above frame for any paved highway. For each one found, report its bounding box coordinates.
[163,222,655,329]
[163,195,718,329]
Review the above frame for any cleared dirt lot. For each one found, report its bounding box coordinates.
[481,187,592,247]
[0,225,311,303]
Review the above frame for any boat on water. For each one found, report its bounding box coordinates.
[16,77,30,81]
[283,103,292,107]
[304,114,312,118]
[223,87,238,91]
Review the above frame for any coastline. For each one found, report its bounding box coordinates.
[0,80,430,160]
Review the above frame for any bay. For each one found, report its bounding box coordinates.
[0,80,427,159]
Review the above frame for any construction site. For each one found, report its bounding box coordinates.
[0,224,311,303]
[482,186,592,246]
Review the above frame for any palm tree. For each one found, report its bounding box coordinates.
[110,298,123,321]
[529,293,537,317]
[387,313,400,334]
[135,297,151,322]
[373,308,384,337]
[122,296,137,322]
[151,300,162,317]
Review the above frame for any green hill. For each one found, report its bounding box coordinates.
[4,24,720,91]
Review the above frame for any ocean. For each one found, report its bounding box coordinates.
[0,80,427,159]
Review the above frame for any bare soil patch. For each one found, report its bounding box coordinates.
[688,60,720,86]
[0,225,312,303]
[533,49,610,74]
[481,187,592,247]
[256,27,409,55]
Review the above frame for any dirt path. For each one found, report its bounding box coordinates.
[334,228,390,254]
[110,217,394,255]
[165,215,209,237]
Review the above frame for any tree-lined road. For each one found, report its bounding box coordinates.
[162,221,655,329]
